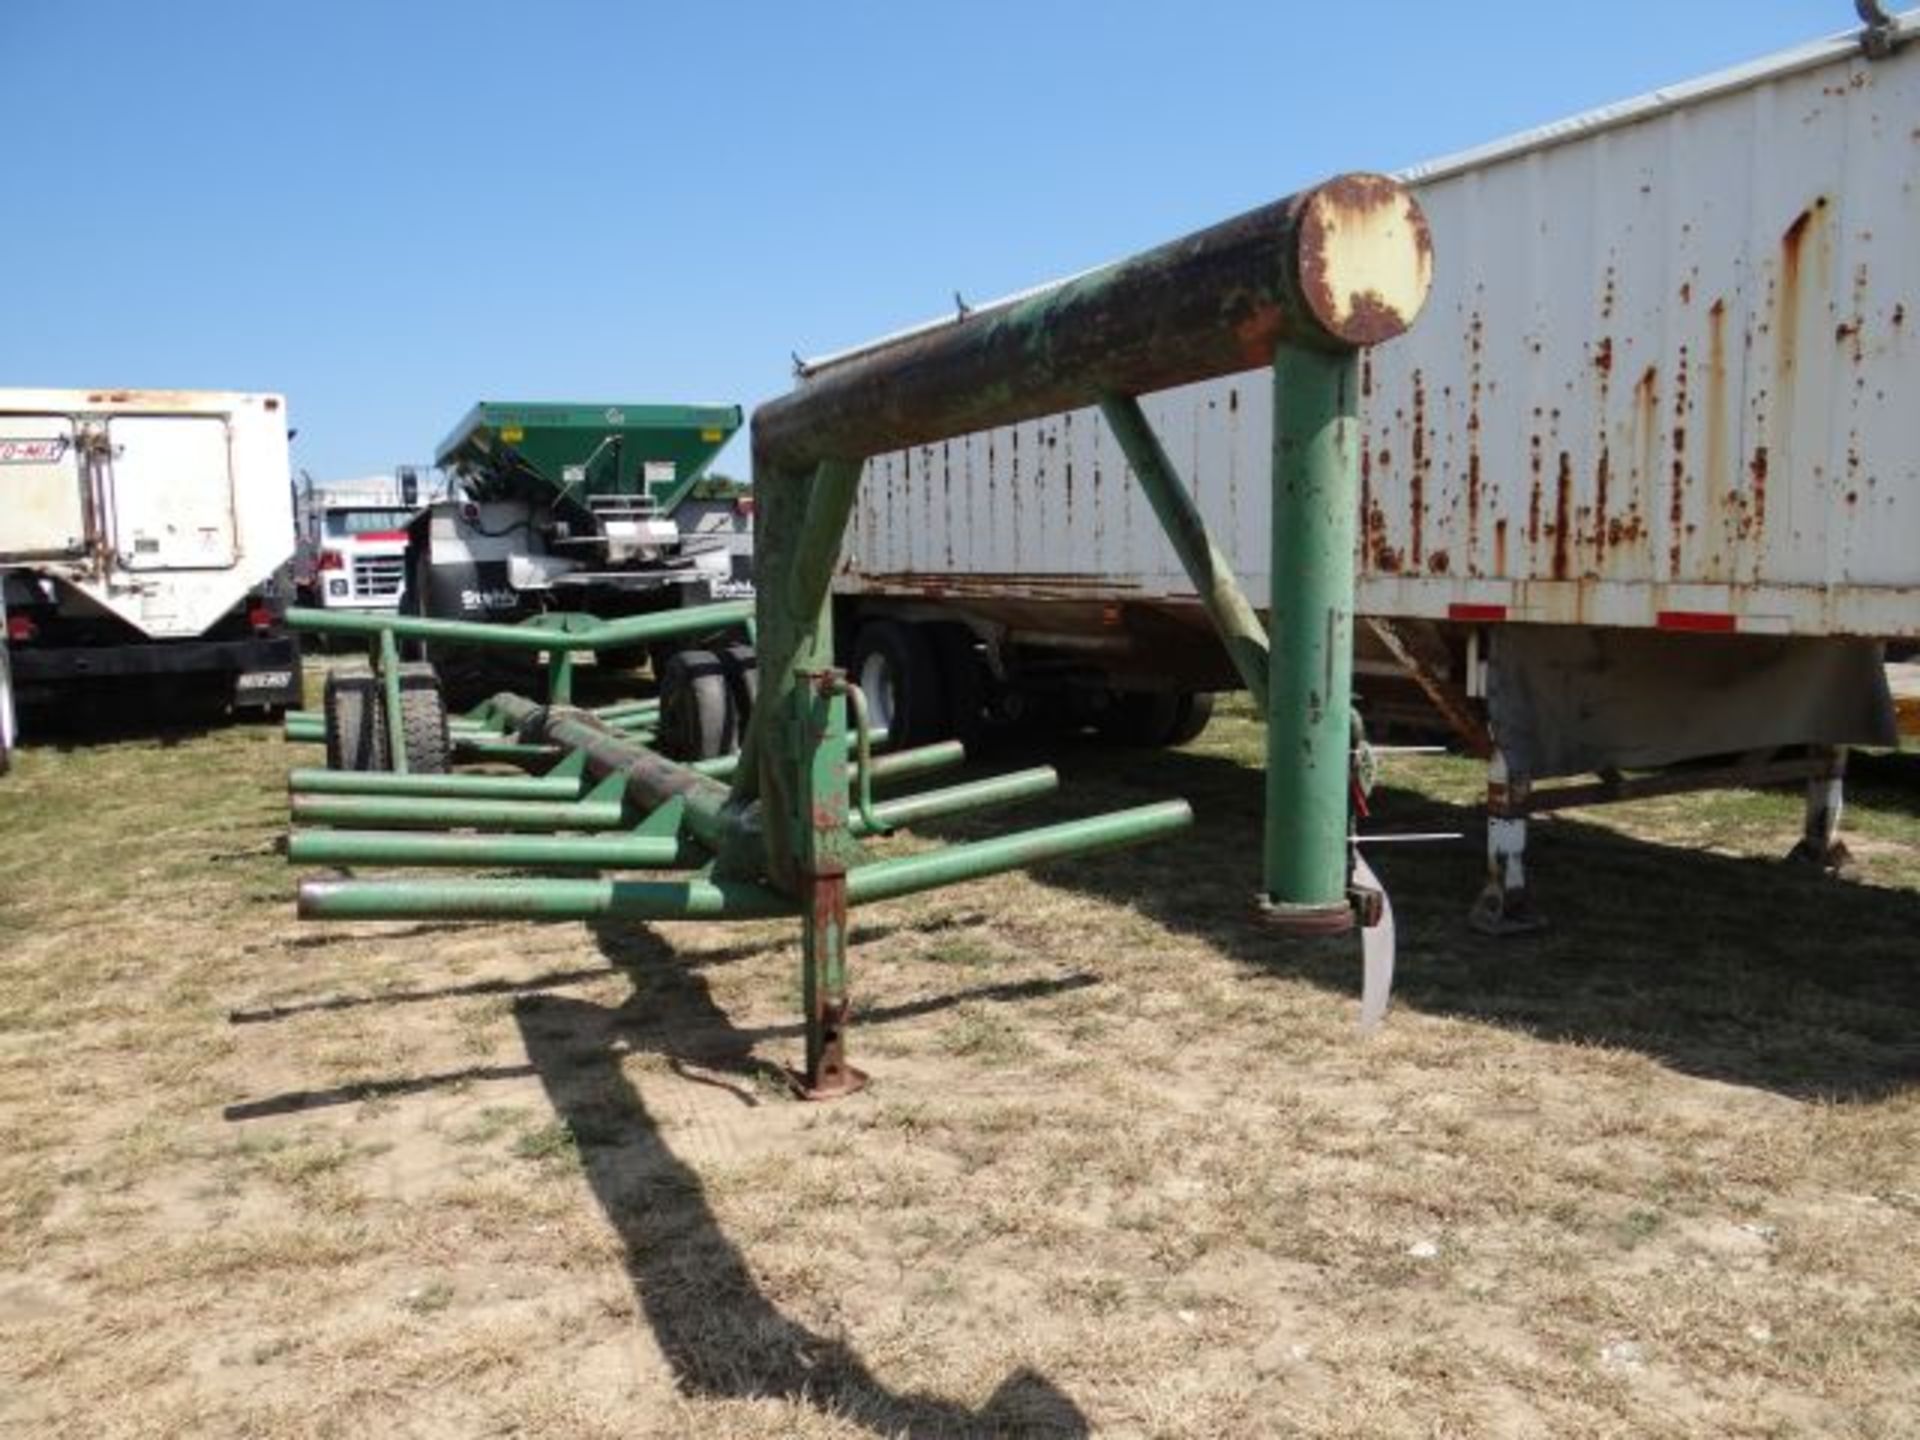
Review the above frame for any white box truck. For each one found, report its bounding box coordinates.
[804,9,1916,924]
[0,388,304,770]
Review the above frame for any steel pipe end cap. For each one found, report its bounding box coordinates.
[1294,174,1434,347]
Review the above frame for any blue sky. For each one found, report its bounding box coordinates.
[0,1,1847,483]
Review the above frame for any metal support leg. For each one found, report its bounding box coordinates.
[378,627,408,775]
[1470,747,1545,935]
[1098,393,1270,704]
[548,649,575,707]
[1261,343,1359,934]
[790,670,866,1099]
[1788,745,1851,871]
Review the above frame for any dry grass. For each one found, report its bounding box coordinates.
[1,686,1917,1437]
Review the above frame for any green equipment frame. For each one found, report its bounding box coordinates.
[279,171,1431,1093]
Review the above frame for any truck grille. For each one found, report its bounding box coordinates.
[353,555,405,598]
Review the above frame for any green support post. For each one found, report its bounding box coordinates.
[1098,393,1271,705]
[378,628,408,775]
[549,649,576,707]
[1263,343,1361,933]
[793,670,862,1098]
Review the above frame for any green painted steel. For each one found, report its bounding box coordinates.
[548,649,576,706]
[689,726,890,779]
[284,600,753,654]
[1099,393,1271,705]
[287,768,583,801]
[292,799,1188,922]
[484,692,739,855]
[300,874,793,923]
[866,741,964,782]
[848,766,1058,836]
[729,458,863,852]
[435,400,742,517]
[287,828,690,871]
[1265,344,1361,920]
[379,628,408,774]
[847,800,1191,903]
[289,790,626,832]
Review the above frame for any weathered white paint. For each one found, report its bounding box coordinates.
[0,389,294,639]
[834,13,1920,639]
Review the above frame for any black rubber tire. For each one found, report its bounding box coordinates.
[927,624,986,754]
[716,643,758,732]
[393,662,451,774]
[323,668,384,772]
[1094,691,1184,747]
[1166,691,1215,747]
[849,619,946,749]
[658,648,736,761]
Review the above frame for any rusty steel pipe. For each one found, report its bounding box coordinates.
[754,174,1431,470]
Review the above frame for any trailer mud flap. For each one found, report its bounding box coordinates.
[1352,850,1395,1032]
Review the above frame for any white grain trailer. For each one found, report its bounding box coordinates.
[819,10,1917,926]
[0,389,303,771]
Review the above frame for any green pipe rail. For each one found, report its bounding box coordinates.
[275,171,1428,1090]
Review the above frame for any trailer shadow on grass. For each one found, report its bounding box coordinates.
[917,740,1920,1104]
[507,921,1092,1437]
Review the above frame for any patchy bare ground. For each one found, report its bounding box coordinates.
[1,691,1917,1437]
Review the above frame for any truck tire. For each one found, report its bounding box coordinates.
[1167,691,1214,746]
[1095,690,1212,747]
[324,668,384,772]
[927,624,985,753]
[0,635,14,777]
[717,643,758,728]
[659,648,735,760]
[849,619,946,749]
[393,663,451,774]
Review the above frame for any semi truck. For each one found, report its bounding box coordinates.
[403,401,747,702]
[0,388,303,770]
[775,6,1915,923]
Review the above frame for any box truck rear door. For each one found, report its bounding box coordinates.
[0,416,87,560]
[108,415,237,570]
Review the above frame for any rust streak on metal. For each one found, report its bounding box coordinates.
[1527,433,1543,549]
[1706,299,1731,574]
[1552,451,1573,581]
[1409,370,1426,568]
[1669,343,1690,579]
[1493,518,1509,575]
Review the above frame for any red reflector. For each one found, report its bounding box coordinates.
[317,549,344,570]
[358,531,409,543]
[6,615,34,642]
[248,604,273,631]
[1447,603,1508,622]
[1656,610,1737,633]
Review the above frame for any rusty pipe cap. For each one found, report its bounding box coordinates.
[1293,174,1433,347]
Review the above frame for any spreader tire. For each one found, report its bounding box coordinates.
[394,663,451,774]
[323,667,384,772]
[659,648,736,761]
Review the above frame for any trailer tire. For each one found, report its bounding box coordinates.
[850,620,946,749]
[659,648,736,761]
[1166,691,1214,746]
[324,668,385,772]
[927,624,986,753]
[717,643,758,728]
[1095,690,1212,747]
[394,663,451,774]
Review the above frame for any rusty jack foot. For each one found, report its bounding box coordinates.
[788,997,868,1101]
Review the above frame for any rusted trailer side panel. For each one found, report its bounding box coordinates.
[839,18,1920,639]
